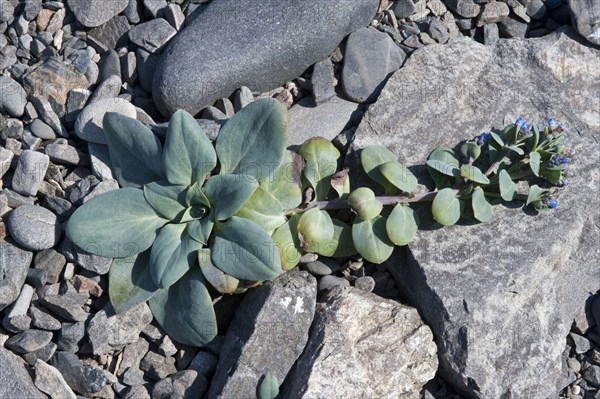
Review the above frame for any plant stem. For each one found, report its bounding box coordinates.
[287,189,460,214]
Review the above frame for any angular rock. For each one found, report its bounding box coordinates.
[352,28,600,398]
[342,27,405,103]
[5,329,54,354]
[2,284,34,332]
[67,0,128,27]
[392,0,416,19]
[34,360,77,399]
[52,351,108,395]
[34,249,66,284]
[287,96,361,147]
[88,303,153,355]
[11,150,50,196]
[38,292,89,322]
[136,49,160,93]
[57,321,86,352]
[152,370,208,399]
[444,0,481,17]
[88,142,114,180]
[567,0,600,45]
[153,0,379,116]
[311,58,336,105]
[75,97,137,144]
[65,88,91,123]
[0,147,13,178]
[23,342,57,366]
[45,143,84,166]
[0,76,27,117]
[428,17,450,43]
[207,271,317,398]
[166,4,185,31]
[476,1,510,26]
[89,75,123,103]
[129,18,176,54]
[0,347,45,399]
[87,15,131,54]
[0,238,32,312]
[30,304,62,331]
[60,237,113,275]
[188,351,218,376]
[30,94,68,137]
[7,205,62,251]
[23,57,88,112]
[281,286,437,398]
[140,351,177,381]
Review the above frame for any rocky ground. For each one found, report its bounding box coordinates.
[0,0,599,398]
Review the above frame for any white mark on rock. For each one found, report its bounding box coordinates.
[280,297,292,309]
[293,297,305,314]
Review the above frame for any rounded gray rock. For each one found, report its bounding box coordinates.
[152,0,379,116]
[0,76,27,117]
[75,97,137,144]
[317,275,350,293]
[66,0,129,27]
[7,205,63,251]
[29,119,56,140]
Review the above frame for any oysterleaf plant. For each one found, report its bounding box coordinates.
[66,97,573,347]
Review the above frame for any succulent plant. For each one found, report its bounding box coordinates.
[65,102,571,348]
[67,98,297,346]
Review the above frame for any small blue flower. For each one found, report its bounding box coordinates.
[548,199,558,208]
[401,31,410,40]
[568,171,575,178]
[548,118,557,127]
[515,117,526,128]
[561,157,571,164]
[481,132,490,143]
[563,180,570,187]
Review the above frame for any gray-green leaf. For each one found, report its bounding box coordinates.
[216,98,287,180]
[271,215,303,271]
[352,215,394,264]
[426,147,460,177]
[471,187,492,222]
[143,181,187,220]
[499,169,517,201]
[163,110,217,186]
[263,151,302,209]
[529,151,541,176]
[186,212,214,244]
[431,188,462,226]
[315,218,357,258]
[211,217,281,281]
[203,174,259,221]
[234,187,286,235]
[297,208,334,252]
[460,165,490,185]
[198,248,239,294]
[258,373,279,399]
[109,250,158,314]
[103,112,164,188]
[378,161,418,193]
[149,267,217,347]
[526,184,545,205]
[386,204,418,246]
[149,223,201,289]
[66,188,168,258]
[297,137,340,201]
[360,145,397,194]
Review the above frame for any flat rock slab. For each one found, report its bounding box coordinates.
[207,270,317,398]
[67,0,129,27]
[0,238,33,312]
[352,28,600,398]
[0,347,45,399]
[281,286,438,398]
[153,0,379,116]
[567,0,600,45]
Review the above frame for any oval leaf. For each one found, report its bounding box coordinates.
[211,217,281,281]
[297,137,340,201]
[257,373,279,399]
[427,147,460,178]
[109,250,158,314]
[149,223,201,289]
[149,267,217,347]
[386,204,418,246]
[360,145,397,194]
[198,248,239,294]
[203,174,259,221]
[103,112,164,188]
[529,151,541,176]
[297,208,334,251]
[66,188,168,258]
[163,110,217,186]
[378,161,418,194]
[331,169,350,199]
[526,184,545,205]
[263,151,302,209]
[460,165,490,185]
[271,215,303,271]
[143,181,187,220]
[352,215,394,264]
[216,98,287,180]
[471,187,493,222]
[314,218,357,258]
[186,212,214,244]
[432,188,462,226]
[460,142,481,161]
[347,187,382,220]
[499,169,517,201]
[235,187,286,235]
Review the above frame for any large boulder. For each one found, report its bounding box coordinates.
[152,0,379,116]
[567,0,600,45]
[351,28,600,398]
[281,286,438,398]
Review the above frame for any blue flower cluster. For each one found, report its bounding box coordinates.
[540,196,559,209]
[547,118,564,134]
[548,153,571,167]
[474,132,490,146]
[515,117,532,137]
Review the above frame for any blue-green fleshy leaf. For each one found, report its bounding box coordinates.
[211,217,281,281]
[109,250,158,313]
[186,210,214,244]
[149,223,201,289]
[143,181,187,220]
[163,110,217,186]
[103,113,164,188]
[203,175,259,221]
[149,267,217,347]
[66,188,168,258]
